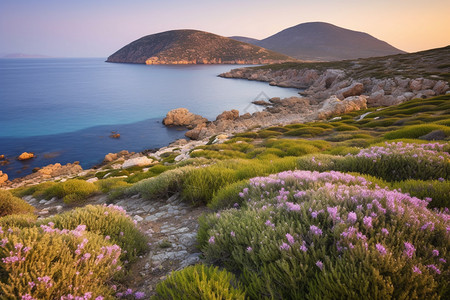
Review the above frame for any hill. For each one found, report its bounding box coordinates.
[228,36,260,44]
[253,22,405,61]
[106,30,294,64]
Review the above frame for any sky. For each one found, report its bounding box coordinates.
[1,0,449,58]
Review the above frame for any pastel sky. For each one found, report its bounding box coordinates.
[1,0,449,57]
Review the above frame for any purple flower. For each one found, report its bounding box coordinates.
[432,249,439,256]
[286,202,301,211]
[265,220,275,228]
[347,212,357,224]
[208,236,215,244]
[381,228,389,235]
[280,242,290,250]
[286,233,295,245]
[439,258,446,263]
[412,266,422,274]
[375,243,387,256]
[246,246,253,252]
[134,292,145,299]
[230,231,235,237]
[300,241,307,252]
[403,242,416,259]
[363,216,373,228]
[125,289,133,296]
[309,225,322,236]
[316,260,324,270]
[95,297,104,300]
[426,264,441,274]
[327,206,339,221]
[21,295,35,300]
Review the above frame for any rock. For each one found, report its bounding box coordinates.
[122,156,154,169]
[337,82,364,99]
[104,153,118,162]
[109,132,120,139]
[252,100,272,106]
[317,95,367,120]
[169,139,188,147]
[174,153,189,162]
[409,78,423,91]
[419,130,447,141]
[86,177,99,183]
[0,171,8,184]
[215,134,228,140]
[134,215,144,222]
[433,80,449,95]
[18,152,35,160]
[216,109,239,121]
[37,163,83,177]
[0,155,5,160]
[163,108,208,129]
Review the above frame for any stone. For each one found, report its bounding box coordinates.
[216,109,239,121]
[317,95,367,120]
[86,177,99,183]
[109,132,120,139]
[409,78,423,91]
[18,152,35,160]
[104,153,118,162]
[169,139,188,147]
[162,108,208,129]
[0,171,8,184]
[252,100,272,106]
[337,82,364,99]
[134,215,144,222]
[122,156,154,169]
[433,80,449,95]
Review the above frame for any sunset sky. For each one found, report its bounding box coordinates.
[1,0,449,57]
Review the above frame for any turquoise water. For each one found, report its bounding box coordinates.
[0,58,299,178]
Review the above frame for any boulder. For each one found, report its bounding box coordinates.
[104,153,118,162]
[18,152,35,160]
[0,155,5,160]
[122,156,154,169]
[409,78,423,91]
[37,163,83,177]
[216,109,239,121]
[163,108,208,129]
[0,171,8,184]
[337,82,364,99]
[317,95,367,120]
[433,81,449,95]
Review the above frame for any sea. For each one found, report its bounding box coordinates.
[0,58,300,180]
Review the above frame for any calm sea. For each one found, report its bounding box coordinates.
[0,58,299,179]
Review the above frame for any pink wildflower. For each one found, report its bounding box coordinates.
[403,242,416,259]
[280,242,290,250]
[412,266,422,274]
[208,236,215,244]
[316,260,324,270]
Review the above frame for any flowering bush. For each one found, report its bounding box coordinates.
[39,205,148,263]
[0,190,34,217]
[43,179,100,204]
[199,170,449,299]
[153,264,246,299]
[337,142,450,181]
[0,224,121,299]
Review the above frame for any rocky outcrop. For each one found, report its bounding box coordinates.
[18,152,35,161]
[317,95,367,120]
[103,150,130,163]
[0,171,8,185]
[163,108,208,129]
[216,109,239,121]
[220,68,449,107]
[122,157,155,169]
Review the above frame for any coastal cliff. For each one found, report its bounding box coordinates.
[106,30,294,64]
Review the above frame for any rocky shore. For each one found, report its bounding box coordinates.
[220,67,449,107]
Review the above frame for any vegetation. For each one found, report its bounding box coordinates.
[0,190,34,217]
[153,264,246,300]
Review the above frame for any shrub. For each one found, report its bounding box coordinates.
[326,146,360,156]
[12,181,57,199]
[361,118,401,128]
[127,166,195,199]
[43,179,99,204]
[200,171,449,299]
[335,124,359,131]
[337,142,450,181]
[284,127,327,137]
[95,177,130,193]
[0,214,37,228]
[384,124,450,140]
[0,226,121,299]
[182,166,237,205]
[434,119,450,126]
[209,180,250,210]
[39,204,148,263]
[263,139,326,157]
[257,130,283,138]
[153,264,246,300]
[0,190,34,217]
[391,179,450,209]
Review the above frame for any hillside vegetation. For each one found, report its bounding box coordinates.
[2,95,449,299]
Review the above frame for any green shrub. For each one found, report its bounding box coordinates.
[200,171,449,299]
[43,179,99,203]
[434,119,450,126]
[127,166,195,199]
[284,127,327,137]
[0,226,120,299]
[190,149,247,160]
[384,124,450,140]
[391,179,450,209]
[326,146,361,156]
[95,177,130,193]
[263,139,325,157]
[0,190,34,217]
[335,124,359,131]
[0,213,37,228]
[361,118,401,128]
[209,180,251,210]
[182,166,238,205]
[12,181,57,199]
[153,264,246,300]
[234,132,258,139]
[296,154,341,172]
[39,204,148,263]
[257,130,283,138]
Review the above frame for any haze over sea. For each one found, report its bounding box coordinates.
[0,58,299,179]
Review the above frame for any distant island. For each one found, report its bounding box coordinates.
[230,22,406,61]
[106,29,294,65]
[2,53,52,58]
